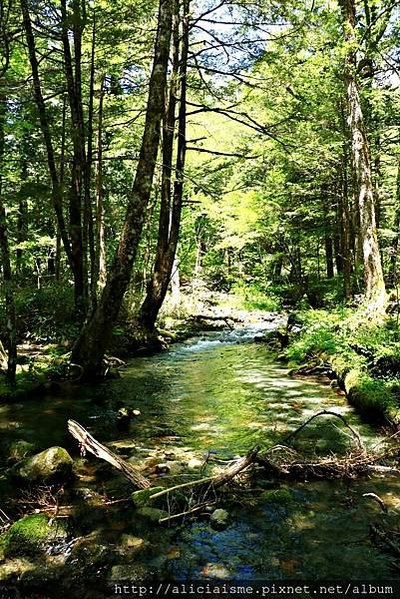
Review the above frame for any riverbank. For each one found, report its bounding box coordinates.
[0,330,399,596]
[0,288,286,402]
[282,307,400,427]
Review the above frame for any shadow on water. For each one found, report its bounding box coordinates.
[0,328,399,593]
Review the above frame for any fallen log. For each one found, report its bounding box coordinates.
[67,419,151,489]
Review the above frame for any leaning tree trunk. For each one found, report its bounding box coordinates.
[70,0,174,377]
[138,0,188,334]
[339,0,386,313]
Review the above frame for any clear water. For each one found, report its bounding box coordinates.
[0,329,399,591]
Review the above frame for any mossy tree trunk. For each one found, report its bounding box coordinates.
[339,0,386,313]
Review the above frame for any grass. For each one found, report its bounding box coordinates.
[285,308,400,424]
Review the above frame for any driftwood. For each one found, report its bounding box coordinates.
[68,419,151,489]
[371,525,400,557]
[278,410,365,453]
[148,446,260,503]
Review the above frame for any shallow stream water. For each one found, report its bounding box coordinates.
[1,324,400,596]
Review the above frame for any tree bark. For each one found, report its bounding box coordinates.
[20,0,73,271]
[60,0,88,315]
[70,0,174,377]
[138,0,188,333]
[388,157,400,287]
[0,97,17,385]
[94,75,107,294]
[338,0,386,312]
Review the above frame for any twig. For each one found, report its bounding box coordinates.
[278,410,365,453]
[362,493,387,512]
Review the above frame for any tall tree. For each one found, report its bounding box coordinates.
[71,0,174,377]
[0,2,17,384]
[338,0,386,311]
[138,0,189,334]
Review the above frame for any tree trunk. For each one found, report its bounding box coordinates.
[340,154,352,299]
[94,75,107,293]
[60,0,88,316]
[0,97,17,385]
[70,0,174,377]
[388,157,400,287]
[338,0,386,312]
[20,0,73,271]
[87,12,97,308]
[138,0,188,334]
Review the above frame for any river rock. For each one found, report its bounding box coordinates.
[117,534,147,558]
[210,509,230,531]
[261,488,294,505]
[155,462,170,474]
[12,446,73,484]
[109,564,149,583]
[2,514,68,557]
[0,557,37,581]
[68,533,111,569]
[136,507,168,522]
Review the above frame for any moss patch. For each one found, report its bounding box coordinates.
[2,514,66,557]
[261,488,294,505]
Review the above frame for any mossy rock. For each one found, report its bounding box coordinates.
[7,440,36,463]
[109,564,150,583]
[261,488,294,505]
[69,537,112,568]
[2,514,67,557]
[210,509,230,531]
[136,507,168,523]
[344,368,398,423]
[131,486,164,507]
[12,446,73,484]
[0,557,37,581]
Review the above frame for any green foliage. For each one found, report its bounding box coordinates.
[285,308,350,362]
[0,284,77,342]
[229,282,282,312]
[285,307,400,422]
[345,369,398,419]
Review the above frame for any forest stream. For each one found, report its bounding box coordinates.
[1,319,400,597]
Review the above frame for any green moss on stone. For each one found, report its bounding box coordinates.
[2,514,62,557]
[261,488,294,505]
[131,486,164,507]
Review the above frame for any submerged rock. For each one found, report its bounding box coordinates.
[261,488,294,505]
[12,446,73,484]
[136,507,168,523]
[109,564,150,583]
[210,509,230,531]
[131,486,164,507]
[2,514,68,557]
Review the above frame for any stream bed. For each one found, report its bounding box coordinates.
[0,323,400,597]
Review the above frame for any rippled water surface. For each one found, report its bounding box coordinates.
[1,328,399,590]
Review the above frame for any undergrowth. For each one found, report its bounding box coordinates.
[285,308,400,423]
